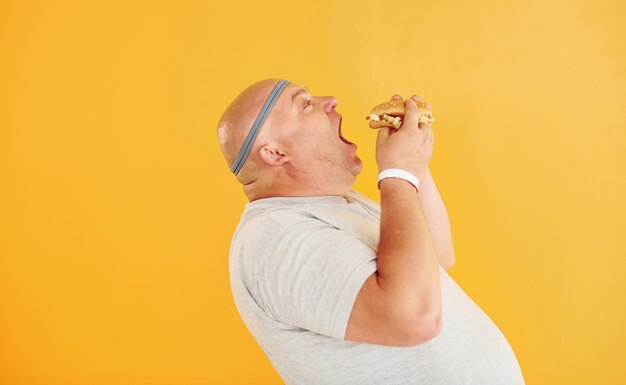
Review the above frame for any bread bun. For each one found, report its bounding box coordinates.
[365,99,434,129]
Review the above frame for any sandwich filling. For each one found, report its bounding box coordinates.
[368,113,402,128]
[366,112,434,128]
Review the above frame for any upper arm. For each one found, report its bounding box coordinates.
[252,213,442,346]
[344,272,442,347]
[254,216,381,340]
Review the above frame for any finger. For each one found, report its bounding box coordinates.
[376,125,392,140]
[418,122,434,139]
[411,95,434,112]
[403,98,420,130]
[391,94,402,101]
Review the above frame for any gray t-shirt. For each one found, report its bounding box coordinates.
[229,189,525,385]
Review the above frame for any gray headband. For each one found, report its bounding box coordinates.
[231,79,291,175]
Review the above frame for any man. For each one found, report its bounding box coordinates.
[217,78,525,384]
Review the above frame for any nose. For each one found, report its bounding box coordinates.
[318,96,338,113]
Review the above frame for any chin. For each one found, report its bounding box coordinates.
[353,156,363,173]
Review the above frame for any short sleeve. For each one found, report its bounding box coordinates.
[255,215,378,341]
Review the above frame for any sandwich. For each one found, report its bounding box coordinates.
[365,99,434,129]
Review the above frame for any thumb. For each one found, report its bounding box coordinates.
[376,126,392,141]
[403,98,420,129]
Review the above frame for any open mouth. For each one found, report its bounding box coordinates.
[337,117,355,145]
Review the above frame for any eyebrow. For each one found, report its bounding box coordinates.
[290,86,310,104]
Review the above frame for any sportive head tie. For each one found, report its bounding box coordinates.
[230,79,291,175]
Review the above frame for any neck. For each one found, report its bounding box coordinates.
[244,175,352,202]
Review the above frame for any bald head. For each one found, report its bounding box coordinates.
[217,78,361,201]
[216,78,281,172]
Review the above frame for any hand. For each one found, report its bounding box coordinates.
[375,94,434,182]
[390,94,432,113]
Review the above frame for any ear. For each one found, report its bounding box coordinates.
[257,144,290,167]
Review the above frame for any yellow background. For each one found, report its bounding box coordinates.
[1,0,624,384]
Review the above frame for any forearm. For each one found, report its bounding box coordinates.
[417,167,455,268]
[376,178,442,320]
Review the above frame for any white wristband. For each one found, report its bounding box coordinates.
[378,168,420,192]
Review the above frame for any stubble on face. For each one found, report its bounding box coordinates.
[304,136,361,189]
[276,83,362,191]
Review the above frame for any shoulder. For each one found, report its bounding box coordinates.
[246,207,318,227]
[235,208,325,245]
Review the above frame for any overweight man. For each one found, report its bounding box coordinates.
[217,78,525,385]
